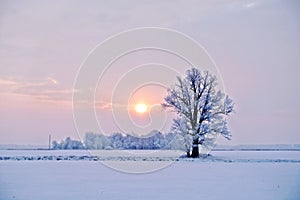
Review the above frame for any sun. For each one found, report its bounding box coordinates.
[135,103,148,114]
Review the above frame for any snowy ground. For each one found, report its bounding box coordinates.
[0,150,299,200]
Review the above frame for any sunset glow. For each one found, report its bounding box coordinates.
[134,103,148,114]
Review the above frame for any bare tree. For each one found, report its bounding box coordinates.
[163,68,234,157]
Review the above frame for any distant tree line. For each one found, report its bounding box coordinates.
[52,137,85,150]
[51,131,188,150]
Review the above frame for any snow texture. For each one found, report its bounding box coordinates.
[0,150,299,200]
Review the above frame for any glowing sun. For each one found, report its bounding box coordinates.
[135,103,148,114]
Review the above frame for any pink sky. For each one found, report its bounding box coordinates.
[0,0,299,145]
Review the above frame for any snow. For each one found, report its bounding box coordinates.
[0,150,299,200]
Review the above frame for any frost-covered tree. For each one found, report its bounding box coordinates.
[163,68,234,157]
[108,133,124,149]
[52,137,84,150]
[84,132,111,149]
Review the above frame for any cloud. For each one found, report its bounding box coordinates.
[0,76,71,104]
[47,77,59,85]
[244,2,257,8]
[94,101,129,110]
[95,101,112,110]
[0,78,18,86]
[0,76,122,109]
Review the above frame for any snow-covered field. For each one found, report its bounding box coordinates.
[0,150,299,200]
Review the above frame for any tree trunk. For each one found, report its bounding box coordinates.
[186,151,191,157]
[191,139,199,158]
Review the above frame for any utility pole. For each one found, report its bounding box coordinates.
[48,134,51,150]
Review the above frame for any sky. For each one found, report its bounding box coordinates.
[0,0,299,145]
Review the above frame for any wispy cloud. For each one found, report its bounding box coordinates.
[0,76,125,109]
[0,76,71,104]
[95,101,129,110]
[243,2,257,9]
[46,77,59,85]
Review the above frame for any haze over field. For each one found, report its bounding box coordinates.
[0,0,299,145]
